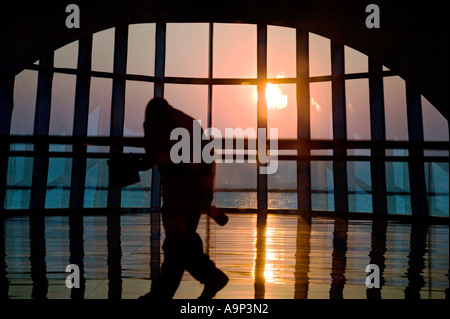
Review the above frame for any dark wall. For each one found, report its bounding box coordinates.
[1,0,448,119]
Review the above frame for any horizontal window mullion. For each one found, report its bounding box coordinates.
[5,135,450,150]
[25,66,397,84]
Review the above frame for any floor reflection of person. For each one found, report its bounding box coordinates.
[138,98,228,300]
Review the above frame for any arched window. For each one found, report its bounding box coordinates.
[4,22,449,218]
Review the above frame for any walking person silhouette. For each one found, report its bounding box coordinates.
[137,97,228,300]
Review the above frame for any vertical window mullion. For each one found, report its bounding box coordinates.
[154,23,166,99]
[296,29,311,213]
[0,76,14,135]
[150,22,166,210]
[107,26,128,209]
[205,22,214,256]
[29,215,48,298]
[367,220,387,299]
[30,54,54,209]
[406,85,428,216]
[70,35,93,209]
[149,22,166,291]
[331,41,349,213]
[254,23,268,300]
[369,58,387,214]
[329,218,348,298]
[208,23,213,129]
[68,37,92,299]
[105,26,128,300]
[257,24,268,213]
[0,75,14,210]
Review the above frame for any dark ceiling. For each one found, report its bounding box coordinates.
[1,0,448,119]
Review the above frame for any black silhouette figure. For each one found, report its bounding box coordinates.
[136,97,228,299]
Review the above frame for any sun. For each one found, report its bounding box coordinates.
[253,72,288,110]
[266,83,288,110]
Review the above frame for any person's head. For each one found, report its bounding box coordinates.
[145,97,172,121]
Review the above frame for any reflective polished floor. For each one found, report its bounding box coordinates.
[1,213,448,299]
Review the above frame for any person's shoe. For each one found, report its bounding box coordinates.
[138,290,168,300]
[138,291,155,300]
[198,269,229,300]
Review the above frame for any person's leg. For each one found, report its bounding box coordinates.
[140,208,187,299]
[182,209,229,299]
[146,234,186,299]
[143,203,228,300]
[184,232,216,282]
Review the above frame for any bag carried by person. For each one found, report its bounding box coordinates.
[107,155,141,189]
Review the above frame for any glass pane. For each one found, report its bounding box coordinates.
[384,76,408,141]
[268,161,297,209]
[421,96,449,141]
[346,79,371,141]
[166,23,209,78]
[121,170,152,208]
[347,161,372,213]
[213,23,257,78]
[11,70,38,135]
[267,83,297,139]
[127,23,155,76]
[54,41,78,69]
[87,77,112,154]
[267,25,296,79]
[164,84,208,127]
[88,77,112,136]
[344,46,368,74]
[425,162,449,218]
[45,158,72,208]
[5,153,33,209]
[309,33,331,77]
[84,158,108,208]
[310,81,333,140]
[386,159,411,215]
[213,162,257,208]
[124,81,154,137]
[212,85,257,135]
[311,161,334,211]
[92,28,115,73]
[87,77,112,136]
[49,73,76,136]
